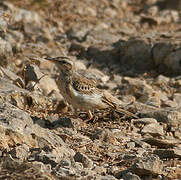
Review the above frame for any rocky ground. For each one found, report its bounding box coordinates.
[0,0,181,179]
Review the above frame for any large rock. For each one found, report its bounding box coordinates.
[141,123,164,137]
[131,155,163,176]
[119,39,153,71]
[0,38,13,66]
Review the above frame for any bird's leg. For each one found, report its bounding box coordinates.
[83,110,93,122]
[87,110,93,120]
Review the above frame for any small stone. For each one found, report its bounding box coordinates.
[163,48,181,75]
[122,172,141,180]
[0,17,7,34]
[143,137,180,148]
[32,161,51,174]
[123,154,137,161]
[162,99,177,108]
[147,6,159,16]
[66,26,89,42]
[173,93,181,106]
[152,43,172,67]
[174,128,181,139]
[115,170,141,180]
[99,175,117,180]
[126,142,135,149]
[5,30,24,52]
[132,118,157,125]
[32,151,58,168]
[0,67,24,85]
[90,129,119,145]
[54,100,68,114]
[156,91,168,102]
[74,152,93,169]
[10,144,29,160]
[74,60,86,71]
[0,38,13,66]
[93,165,107,175]
[104,8,117,18]
[13,8,41,25]
[54,166,76,177]
[0,102,33,129]
[155,75,170,84]
[133,140,151,148]
[107,166,120,175]
[140,109,181,126]
[87,30,119,44]
[52,117,74,128]
[141,123,164,137]
[25,64,61,96]
[113,74,122,84]
[153,148,181,159]
[15,59,23,67]
[86,7,97,17]
[86,68,110,84]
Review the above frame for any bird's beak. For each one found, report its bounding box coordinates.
[44,56,59,62]
[45,57,70,66]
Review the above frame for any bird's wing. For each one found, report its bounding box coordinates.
[71,72,101,95]
[71,71,138,118]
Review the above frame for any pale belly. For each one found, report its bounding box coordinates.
[57,74,108,111]
[71,90,104,110]
[68,84,108,110]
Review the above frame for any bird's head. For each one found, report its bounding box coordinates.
[45,56,73,73]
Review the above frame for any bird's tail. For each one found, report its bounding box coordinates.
[102,91,138,119]
[115,107,138,119]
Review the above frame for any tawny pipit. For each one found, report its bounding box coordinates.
[45,56,138,119]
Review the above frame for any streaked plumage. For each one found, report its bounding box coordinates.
[45,56,138,119]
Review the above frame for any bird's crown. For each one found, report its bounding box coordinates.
[45,56,73,71]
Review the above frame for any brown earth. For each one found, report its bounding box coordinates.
[0,0,181,179]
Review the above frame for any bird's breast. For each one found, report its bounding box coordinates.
[67,83,106,109]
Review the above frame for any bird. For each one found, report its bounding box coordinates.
[44,56,138,120]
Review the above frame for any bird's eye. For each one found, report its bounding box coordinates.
[61,60,67,64]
